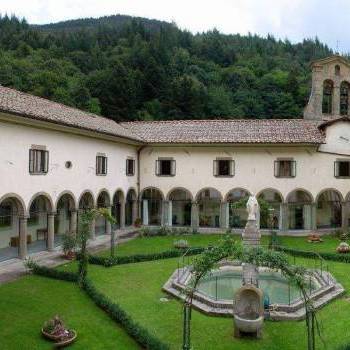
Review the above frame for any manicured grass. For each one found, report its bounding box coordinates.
[0,275,139,350]
[98,234,225,257]
[2,233,349,349]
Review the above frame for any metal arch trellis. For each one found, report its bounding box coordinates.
[181,236,321,350]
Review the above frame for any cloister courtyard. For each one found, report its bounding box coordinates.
[0,232,350,350]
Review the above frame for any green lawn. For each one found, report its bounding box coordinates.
[0,275,138,350]
[1,233,349,350]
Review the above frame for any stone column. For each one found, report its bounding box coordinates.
[19,216,28,259]
[342,201,349,231]
[220,201,229,230]
[334,82,340,115]
[70,209,78,236]
[191,202,199,230]
[142,199,149,225]
[168,201,172,227]
[311,203,317,231]
[106,206,112,235]
[280,203,289,232]
[161,200,172,227]
[119,200,126,229]
[47,213,55,251]
[132,200,138,225]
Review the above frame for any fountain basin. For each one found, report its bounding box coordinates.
[234,314,264,333]
[163,261,344,321]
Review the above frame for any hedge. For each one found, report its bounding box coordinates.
[82,278,169,350]
[26,262,79,282]
[83,247,206,267]
[276,245,350,263]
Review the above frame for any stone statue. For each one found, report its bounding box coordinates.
[246,195,259,221]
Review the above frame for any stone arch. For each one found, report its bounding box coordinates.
[0,193,26,216]
[224,187,251,203]
[195,187,223,202]
[167,187,194,201]
[196,188,222,228]
[340,81,350,115]
[141,187,164,226]
[78,190,95,209]
[112,188,125,203]
[316,189,343,229]
[315,188,343,203]
[286,189,313,230]
[257,188,284,229]
[322,79,334,114]
[140,187,165,201]
[286,188,314,203]
[167,188,193,227]
[225,188,251,229]
[125,188,138,226]
[55,190,77,211]
[96,189,111,208]
[256,188,284,203]
[27,192,54,213]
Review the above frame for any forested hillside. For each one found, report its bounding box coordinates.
[0,14,333,121]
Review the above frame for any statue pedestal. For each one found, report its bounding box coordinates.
[242,219,261,248]
[242,219,261,287]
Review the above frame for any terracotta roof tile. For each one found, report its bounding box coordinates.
[120,119,325,144]
[0,86,143,142]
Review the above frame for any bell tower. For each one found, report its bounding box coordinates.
[304,55,350,120]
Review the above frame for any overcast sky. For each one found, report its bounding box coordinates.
[0,0,348,52]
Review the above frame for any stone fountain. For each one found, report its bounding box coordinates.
[233,195,264,338]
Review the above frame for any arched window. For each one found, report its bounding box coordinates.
[169,189,192,226]
[335,65,340,76]
[322,80,334,114]
[226,188,250,228]
[287,190,312,230]
[340,81,350,115]
[316,190,342,229]
[197,188,221,228]
[141,188,163,225]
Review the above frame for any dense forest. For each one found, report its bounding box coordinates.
[0,14,334,121]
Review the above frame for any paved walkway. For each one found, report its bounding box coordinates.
[0,228,139,285]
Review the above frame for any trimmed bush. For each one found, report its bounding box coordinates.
[83,247,206,267]
[276,245,350,263]
[26,261,78,282]
[82,278,169,350]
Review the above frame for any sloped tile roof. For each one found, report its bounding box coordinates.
[0,85,143,142]
[0,85,326,145]
[120,119,325,144]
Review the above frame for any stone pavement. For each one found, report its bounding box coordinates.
[0,228,139,285]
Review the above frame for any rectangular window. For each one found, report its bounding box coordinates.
[155,158,176,176]
[29,149,49,174]
[213,159,234,177]
[274,159,296,178]
[335,160,350,178]
[96,155,108,175]
[126,158,135,176]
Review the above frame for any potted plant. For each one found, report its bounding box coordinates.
[134,217,142,228]
[42,315,77,347]
[337,242,350,254]
[307,233,323,243]
[61,234,77,260]
[174,239,189,249]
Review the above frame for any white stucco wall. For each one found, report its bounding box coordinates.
[139,145,350,202]
[318,121,350,156]
[0,119,138,213]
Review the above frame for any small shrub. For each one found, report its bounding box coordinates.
[61,234,77,257]
[134,218,142,227]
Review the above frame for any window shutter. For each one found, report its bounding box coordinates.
[291,161,296,177]
[29,150,34,173]
[171,160,176,176]
[155,160,160,175]
[96,156,99,174]
[334,161,339,177]
[44,151,49,173]
[125,159,128,175]
[230,160,235,176]
[213,160,218,176]
[104,157,107,174]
